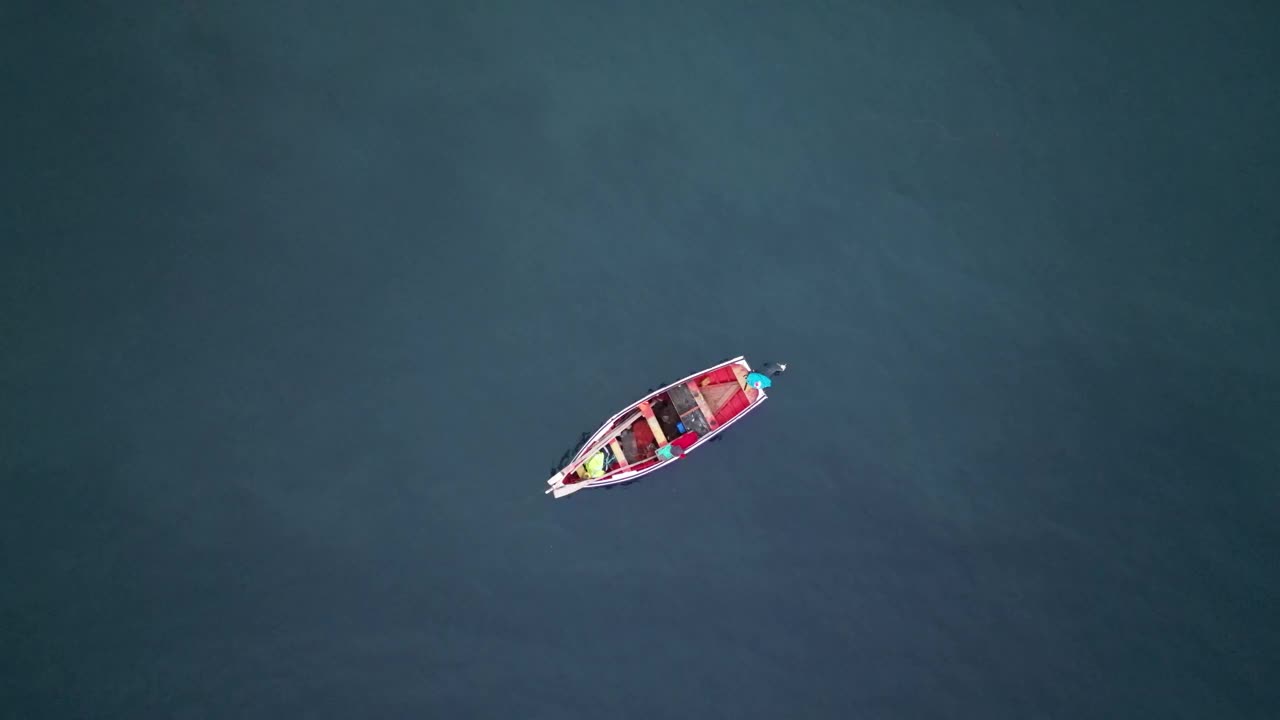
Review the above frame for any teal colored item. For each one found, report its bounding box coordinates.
[744,372,772,390]
[656,444,685,461]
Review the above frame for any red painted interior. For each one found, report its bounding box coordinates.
[574,362,759,483]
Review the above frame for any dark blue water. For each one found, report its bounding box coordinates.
[4,2,1278,717]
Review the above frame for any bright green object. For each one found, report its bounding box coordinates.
[583,451,607,478]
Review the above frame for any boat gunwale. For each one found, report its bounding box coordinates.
[566,356,766,487]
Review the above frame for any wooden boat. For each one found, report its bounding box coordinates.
[545,356,769,498]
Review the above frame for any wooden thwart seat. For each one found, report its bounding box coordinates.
[638,401,669,447]
[647,416,668,446]
[609,439,629,468]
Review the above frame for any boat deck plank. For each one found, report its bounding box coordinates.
[668,383,712,435]
[686,382,719,429]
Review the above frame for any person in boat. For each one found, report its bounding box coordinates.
[744,361,787,390]
[581,449,608,479]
